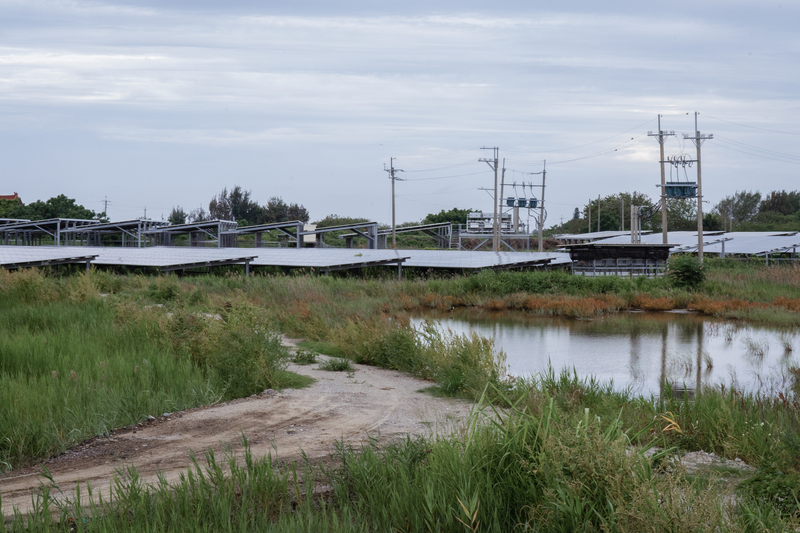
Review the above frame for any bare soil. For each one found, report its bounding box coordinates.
[0,339,472,516]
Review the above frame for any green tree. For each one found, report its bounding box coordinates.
[423,207,473,227]
[713,190,761,230]
[0,199,26,219]
[663,198,697,231]
[759,190,800,216]
[206,186,309,226]
[0,194,98,221]
[168,206,188,225]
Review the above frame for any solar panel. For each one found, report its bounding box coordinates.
[0,247,97,267]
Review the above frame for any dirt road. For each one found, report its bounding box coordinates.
[1,344,472,516]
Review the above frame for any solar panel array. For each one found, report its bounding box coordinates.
[590,231,800,256]
[0,245,573,271]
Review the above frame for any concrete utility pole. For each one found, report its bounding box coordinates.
[479,147,500,250]
[588,203,591,233]
[620,197,624,231]
[648,115,675,244]
[597,195,601,232]
[525,161,547,252]
[683,112,713,263]
[384,158,404,249]
[539,161,546,252]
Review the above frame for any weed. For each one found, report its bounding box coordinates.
[743,337,770,359]
[292,349,318,365]
[318,357,355,372]
[779,332,795,355]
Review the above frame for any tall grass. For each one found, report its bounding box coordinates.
[6,389,799,531]
[0,299,219,470]
[0,271,293,470]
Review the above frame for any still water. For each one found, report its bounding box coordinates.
[413,310,798,395]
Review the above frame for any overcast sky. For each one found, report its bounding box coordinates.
[1,0,798,227]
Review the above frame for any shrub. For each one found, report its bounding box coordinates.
[667,254,705,290]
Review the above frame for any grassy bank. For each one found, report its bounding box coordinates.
[4,373,800,531]
[0,270,306,470]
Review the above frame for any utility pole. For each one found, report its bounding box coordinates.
[597,195,600,232]
[588,203,591,233]
[103,196,109,217]
[538,161,546,252]
[683,112,713,263]
[384,158,404,249]
[620,197,624,231]
[479,147,500,250]
[525,161,547,252]
[144,206,147,219]
[648,115,675,244]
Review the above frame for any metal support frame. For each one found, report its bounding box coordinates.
[304,222,379,250]
[223,221,305,248]
[144,220,238,248]
[0,218,100,246]
[342,222,452,250]
[162,256,255,273]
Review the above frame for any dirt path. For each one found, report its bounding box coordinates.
[1,341,472,516]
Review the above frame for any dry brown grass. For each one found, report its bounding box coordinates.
[689,295,800,315]
[520,294,624,317]
[629,294,678,311]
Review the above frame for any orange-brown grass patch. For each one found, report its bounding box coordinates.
[419,293,442,308]
[629,294,678,311]
[773,296,800,312]
[399,294,415,311]
[691,295,800,316]
[520,294,623,317]
[486,298,508,310]
[689,297,766,315]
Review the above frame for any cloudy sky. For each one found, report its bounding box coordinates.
[1,0,798,227]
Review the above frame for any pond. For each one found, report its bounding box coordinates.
[412,310,799,396]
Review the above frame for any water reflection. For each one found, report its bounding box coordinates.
[412,310,798,396]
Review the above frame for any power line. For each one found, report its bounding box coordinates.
[703,114,800,137]
[714,135,800,161]
[501,118,656,154]
[401,161,480,173]
[403,170,489,182]
[398,187,477,196]
[713,140,800,165]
